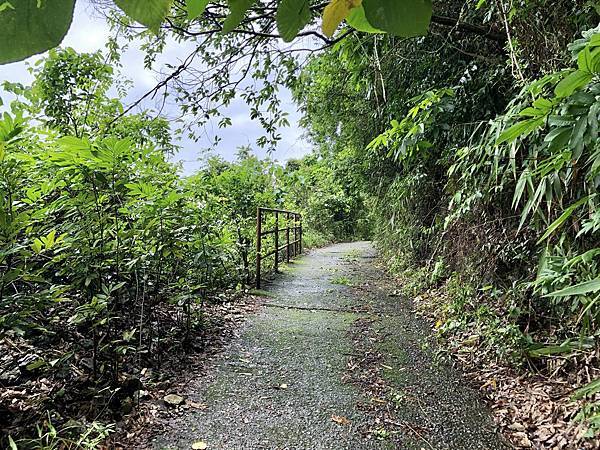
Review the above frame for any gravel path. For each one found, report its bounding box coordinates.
[149,242,506,450]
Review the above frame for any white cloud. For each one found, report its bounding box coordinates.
[63,2,111,51]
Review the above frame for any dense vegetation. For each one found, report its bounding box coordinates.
[292,0,600,443]
[296,1,600,343]
[0,48,366,446]
[1,0,600,447]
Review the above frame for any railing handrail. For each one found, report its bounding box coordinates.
[257,207,302,215]
[255,207,302,288]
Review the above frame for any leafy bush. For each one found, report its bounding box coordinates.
[0,48,364,444]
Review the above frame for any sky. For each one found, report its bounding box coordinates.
[0,1,312,175]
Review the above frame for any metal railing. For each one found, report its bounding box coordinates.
[256,207,302,288]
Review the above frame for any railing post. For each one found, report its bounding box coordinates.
[299,214,303,254]
[274,212,279,272]
[255,208,302,286]
[256,207,262,289]
[294,214,298,256]
[286,212,291,263]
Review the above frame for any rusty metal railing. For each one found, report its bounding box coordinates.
[256,207,302,288]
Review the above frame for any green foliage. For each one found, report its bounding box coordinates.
[0,0,434,64]
[294,6,600,409]
[362,0,432,37]
[283,152,371,243]
[221,0,255,33]
[10,414,114,450]
[1,0,599,442]
[186,0,210,20]
[555,31,600,97]
[330,275,352,285]
[546,279,600,298]
[573,377,600,437]
[114,0,173,33]
[0,0,75,64]
[346,6,383,34]
[368,88,455,167]
[0,47,362,444]
[276,0,312,42]
[187,153,284,283]
[29,48,114,136]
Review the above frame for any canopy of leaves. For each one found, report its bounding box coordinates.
[0,0,435,64]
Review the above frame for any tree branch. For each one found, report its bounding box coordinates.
[431,14,506,43]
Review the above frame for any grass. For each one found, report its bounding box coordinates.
[330,276,352,286]
[343,249,362,262]
[247,289,277,298]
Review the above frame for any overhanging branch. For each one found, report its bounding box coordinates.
[431,14,506,43]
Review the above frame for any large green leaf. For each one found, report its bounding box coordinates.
[277,0,311,42]
[114,0,173,33]
[496,117,545,145]
[186,0,210,20]
[573,378,600,400]
[527,342,581,357]
[545,278,600,298]
[0,0,75,64]
[222,0,255,33]
[577,45,600,73]
[544,126,571,152]
[363,0,432,37]
[346,5,383,33]
[554,69,593,98]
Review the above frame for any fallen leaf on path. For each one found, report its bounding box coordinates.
[508,422,526,432]
[164,394,185,406]
[188,401,208,409]
[512,431,532,447]
[462,334,480,346]
[480,378,497,391]
[331,415,351,425]
[191,441,208,449]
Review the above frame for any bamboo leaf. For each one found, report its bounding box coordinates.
[537,195,595,243]
[512,170,529,210]
[528,341,583,357]
[496,117,545,145]
[544,279,600,298]
[573,378,600,400]
[518,177,546,231]
[576,293,600,324]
